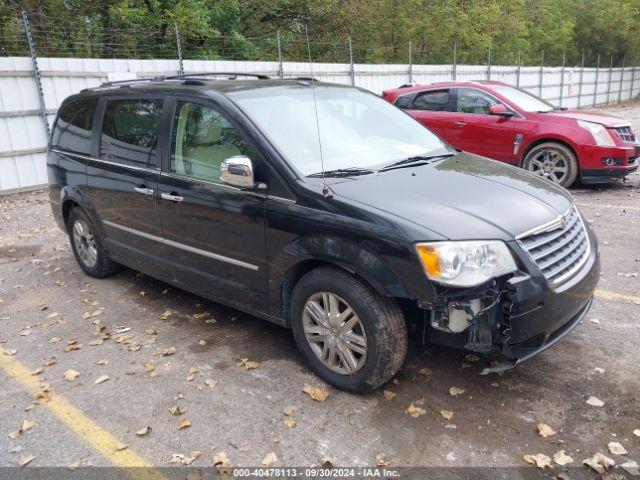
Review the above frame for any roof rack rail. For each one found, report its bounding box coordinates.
[100,76,167,88]
[166,72,271,80]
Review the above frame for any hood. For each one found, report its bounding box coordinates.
[330,153,573,241]
[547,109,629,127]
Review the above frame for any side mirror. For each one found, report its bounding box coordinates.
[220,156,256,189]
[489,103,514,117]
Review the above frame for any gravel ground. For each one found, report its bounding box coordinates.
[1,103,639,477]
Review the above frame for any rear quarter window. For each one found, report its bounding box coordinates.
[100,99,163,168]
[51,98,97,155]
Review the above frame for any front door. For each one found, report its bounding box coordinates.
[85,96,166,276]
[157,98,268,313]
[448,88,519,163]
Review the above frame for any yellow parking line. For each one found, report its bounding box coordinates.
[576,202,640,211]
[0,353,166,480]
[595,289,640,304]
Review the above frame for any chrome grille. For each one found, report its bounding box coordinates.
[518,207,590,285]
[614,126,635,142]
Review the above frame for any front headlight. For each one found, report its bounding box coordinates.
[416,241,517,287]
[578,120,615,146]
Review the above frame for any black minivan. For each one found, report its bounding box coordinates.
[48,74,600,392]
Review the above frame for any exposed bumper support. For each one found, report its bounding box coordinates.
[481,296,592,375]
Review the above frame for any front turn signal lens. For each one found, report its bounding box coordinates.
[416,244,441,277]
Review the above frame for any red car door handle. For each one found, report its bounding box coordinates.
[454,121,466,127]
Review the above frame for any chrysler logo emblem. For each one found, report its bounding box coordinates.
[560,215,568,229]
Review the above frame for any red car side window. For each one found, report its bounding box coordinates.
[412,90,450,111]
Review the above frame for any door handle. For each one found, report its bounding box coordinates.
[161,192,184,203]
[134,186,154,196]
[454,121,466,127]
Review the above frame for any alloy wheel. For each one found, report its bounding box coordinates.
[72,219,98,268]
[302,292,367,374]
[528,148,570,184]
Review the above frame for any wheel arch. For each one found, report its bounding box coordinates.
[272,236,412,326]
[519,137,579,170]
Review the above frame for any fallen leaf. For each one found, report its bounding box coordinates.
[143,360,155,373]
[634,429,640,437]
[283,405,297,415]
[96,359,108,365]
[621,461,640,476]
[440,410,454,420]
[198,340,207,346]
[283,416,297,428]
[169,406,185,416]
[383,390,396,400]
[153,347,176,356]
[50,337,61,343]
[159,310,172,320]
[537,422,557,438]
[237,358,260,370]
[68,460,80,470]
[321,457,335,468]
[204,379,217,388]
[63,369,79,381]
[192,311,210,319]
[464,354,480,362]
[145,328,157,335]
[302,384,329,401]
[3,349,17,356]
[583,453,615,474]
[10,445,22,453]
[376,452,392,467]
[21,420,35,432]
[594,367,605,374]
[418,367,432,376]
[88,339,103,346]
[8,429,21,439]
[136,426,151,436]
[608,442,628,455]
[114,443,129,452]
[213,451,231,467]
[177,418,191,430]
[589,318,600,324]
[261,452,278,467]
[406,403,426,418]
[449,386,465,396]
[30,367,44,376]
[523,453,552,469]
[94,375,109,385]
[553,450,574,466]
[586,396,605,407]
[34,387,52,404]
[18,454,35,467]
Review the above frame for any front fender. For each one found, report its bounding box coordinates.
[269,235,414,322]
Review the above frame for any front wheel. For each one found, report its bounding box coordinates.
[290,267,407,393]
[522,142,578,187]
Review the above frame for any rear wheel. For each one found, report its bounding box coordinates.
[290,266,407,393]
[522,142,578,187]
[67,208,120,278]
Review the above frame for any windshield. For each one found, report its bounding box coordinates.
[231,85,451,176]
[492,85,555,112]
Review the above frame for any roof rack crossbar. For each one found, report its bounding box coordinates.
[166,72,271,80]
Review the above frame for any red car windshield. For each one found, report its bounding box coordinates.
[492,85,555,113]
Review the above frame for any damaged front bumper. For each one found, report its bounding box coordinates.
[423,225,601,373]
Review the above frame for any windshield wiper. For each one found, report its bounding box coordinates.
[307,167,375,178]
[379,153,454,172]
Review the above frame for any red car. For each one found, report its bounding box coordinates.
[383,80,639,187]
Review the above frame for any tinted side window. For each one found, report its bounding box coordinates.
[394,94,414,109]
[100,99,163,168]
[51,98,97,155]
[171,101,255,184]
[412,90,450,111]
[456,88,499,114]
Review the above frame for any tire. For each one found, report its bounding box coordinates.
[290,266,407,393]
[522,142,578,187]
[67,207,120,278]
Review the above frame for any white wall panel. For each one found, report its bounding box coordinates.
[1,56,639,192]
